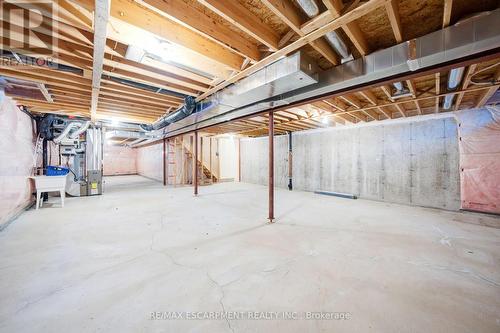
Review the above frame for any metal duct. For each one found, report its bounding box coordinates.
[105,130,153,140]
[443,67,465,109]
[158,9,500,139]
[393,82,404,91]
[325,31,352,61]
[295,0,319,17]
[442,13,488,110]
[86,127,103,171]
[140,96,197,131]
[295,0,352,62]
[142,51,318,132]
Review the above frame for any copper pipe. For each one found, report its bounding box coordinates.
[268,111,274,222]
[194,131,199,195]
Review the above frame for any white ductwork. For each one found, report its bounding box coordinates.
[53,122,81,143]
[295,0,353,62]
[69,121,91,139]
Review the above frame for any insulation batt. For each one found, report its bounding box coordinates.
[0,97,35,226]
[456,107,500,214]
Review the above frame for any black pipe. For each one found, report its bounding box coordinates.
[102,75,186,99]
[42,139,48,201]
[140,96,196,131]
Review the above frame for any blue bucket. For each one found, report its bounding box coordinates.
[46,166,70,176]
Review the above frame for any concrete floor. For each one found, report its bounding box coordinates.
[1,175,500,332]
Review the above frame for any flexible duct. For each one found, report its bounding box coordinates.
[295,0,352,62]
[443,67,465,109]
[295,0,319,16]
[140,96,197,131]
[69,121,91,139]
[393,82,404,92]
[53,122,81,143]
[325,31,351,60]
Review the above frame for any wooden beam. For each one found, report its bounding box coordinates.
[141,0,260,61]
[110,0,244,70]
[322,0,370,55]
[475,67,500,108]
[197,0,389,101]
[443,0,453,28]
[435,72,440,113]
[394,103,406,117]
[197,0,280,51]
[385,0,402,43]
[37,83,53,103]
[358,90,378,105]
[339,95,363,109]
[414,100,422,115]
[261,0,340,65]
[380,85,394,102]
[376,106,391,119]
[58,0,93,28]
[406,79,417,98]
[476,86,498,108]
[322,0,343,15]
[91,0,110,121]
[454,64,477,111]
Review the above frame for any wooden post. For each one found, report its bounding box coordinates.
[209,137,213,183]
[194,131,198,196]
[268,111,274,222]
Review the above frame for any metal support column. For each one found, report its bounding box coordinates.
[268,111,274,222]
[194,131,199,196]
[288,131,293,191]
[162,138,166,186]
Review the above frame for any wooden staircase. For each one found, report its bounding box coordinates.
[182,137,217,186]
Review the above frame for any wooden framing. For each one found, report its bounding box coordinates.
[2,0,498,131]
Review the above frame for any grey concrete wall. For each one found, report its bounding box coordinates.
[240,115,460,210]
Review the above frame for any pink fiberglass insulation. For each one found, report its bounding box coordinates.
[136,143,163,182]
[456,107,500,214]
[0,97,35,226]
[103,145,137,176]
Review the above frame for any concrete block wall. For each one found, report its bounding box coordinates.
[241,115,461,210]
